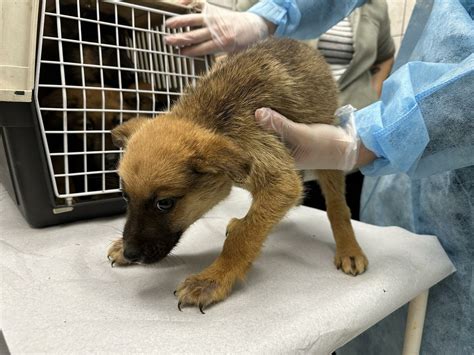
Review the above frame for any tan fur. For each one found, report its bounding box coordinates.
[108,38,368,311]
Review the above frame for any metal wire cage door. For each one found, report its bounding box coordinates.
[35,0,211,206]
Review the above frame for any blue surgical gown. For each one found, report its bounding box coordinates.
[249,0,473,353]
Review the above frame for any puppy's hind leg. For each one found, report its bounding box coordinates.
[316,170,368,275]
[175,168,303,311]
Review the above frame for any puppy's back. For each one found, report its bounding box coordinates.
[247,38,339,125]
[174,38,339,132]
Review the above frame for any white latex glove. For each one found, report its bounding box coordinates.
[164,2,270,56]
[255,106,361,171]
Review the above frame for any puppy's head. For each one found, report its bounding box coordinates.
[112,115,251,264]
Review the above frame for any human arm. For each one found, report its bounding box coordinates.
[356,54,474,178]
[165,3,275,56]
[370,0,395,97]
[255,106,376,171]
[255,54,474,177]
[165,0,366,56]
[370,56,394,97]
[247,0,366,39]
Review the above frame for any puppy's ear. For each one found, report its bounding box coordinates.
[111,117,148,148]
[192,136,252,183]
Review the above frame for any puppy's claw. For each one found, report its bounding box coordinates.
[107,239,132,267]
[175,274,230,313]
[335,251,368,276]
[173,290,177,296]
[178,301,183,312]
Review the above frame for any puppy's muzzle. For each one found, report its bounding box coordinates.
[122,231,183,264]
[123,243,142,263]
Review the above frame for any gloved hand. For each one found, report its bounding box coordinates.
[255,106,363,171]
[164,2,271,56]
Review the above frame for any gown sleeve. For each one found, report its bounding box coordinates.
[247,0,366,39]
[356,54,474,178]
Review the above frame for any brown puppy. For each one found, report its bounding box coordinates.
[108,38,368,311]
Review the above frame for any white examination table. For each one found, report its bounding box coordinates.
[0,185,454,354]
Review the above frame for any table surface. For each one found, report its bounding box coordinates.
[0,185,454,354]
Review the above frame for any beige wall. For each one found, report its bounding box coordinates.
[387,0,416,53]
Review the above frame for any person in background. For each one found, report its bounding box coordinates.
[165,1,473,354]
[309,0,395,219]
[234,0,395,220]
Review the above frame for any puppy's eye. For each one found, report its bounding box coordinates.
[156,198,175,212]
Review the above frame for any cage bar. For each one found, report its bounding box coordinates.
[33,0,211,201]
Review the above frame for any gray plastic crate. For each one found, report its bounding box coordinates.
[0,0,211,227]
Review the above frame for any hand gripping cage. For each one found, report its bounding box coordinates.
[0,0,212,227]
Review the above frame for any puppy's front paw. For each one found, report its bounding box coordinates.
[335,250,368,276]
[107,239,132,267]
[175,273,231,313]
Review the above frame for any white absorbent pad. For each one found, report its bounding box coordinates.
[0,185,455,354]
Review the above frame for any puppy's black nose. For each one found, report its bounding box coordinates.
[123,245,142,263]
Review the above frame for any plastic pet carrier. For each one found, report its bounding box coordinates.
[0,0,212,227]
